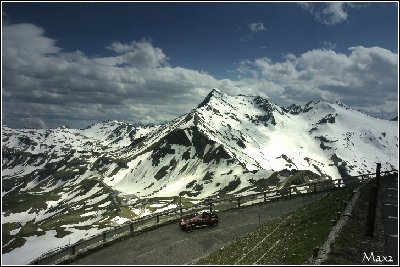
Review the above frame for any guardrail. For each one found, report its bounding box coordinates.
[30,168,398,264]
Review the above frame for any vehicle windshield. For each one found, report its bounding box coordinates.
[193,212,206,218]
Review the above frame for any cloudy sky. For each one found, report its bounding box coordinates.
[2,2,398,129]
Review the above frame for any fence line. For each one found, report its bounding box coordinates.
[30,169,397,264]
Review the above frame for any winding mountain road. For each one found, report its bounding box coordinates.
[69,193,325,265]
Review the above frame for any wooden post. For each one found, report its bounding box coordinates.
[102,232,107,242]
[264,191,267,202]
[156,214,160,224]
[376,163,381,189]
[365,185,378,237]
[179,195,182,218]
[71,245,76,255]
[129,223,134,232]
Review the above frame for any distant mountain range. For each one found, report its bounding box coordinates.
[2,89,398,264]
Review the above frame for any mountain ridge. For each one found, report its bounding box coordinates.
[3,90,398,197]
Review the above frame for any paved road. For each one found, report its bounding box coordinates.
[381,174,398,265]
[69,193,326,265]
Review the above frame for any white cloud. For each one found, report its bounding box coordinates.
[299,2,363,26]
[238,46,398,113]
[298,2,313,12]
[2,23,60,71]
[318,3,348,25]
[107,41,137,53]
[248,22,266,32]
[2,23,398,128]
[237,22,266,42]
[320,41,337,50]
[2,23,223,128]
[20,118,48,129]
[98,40,168,68]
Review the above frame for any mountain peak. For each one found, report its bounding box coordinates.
[335,100,351,110]
[100,119,125,124]
[303,100,321,112]
[211,87,221,94]
[57,125,70,129]
[282,103,303,115]
[197,88,224,108]
[253,96,276,114]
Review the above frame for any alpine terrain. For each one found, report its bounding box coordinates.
[2,89,398,264]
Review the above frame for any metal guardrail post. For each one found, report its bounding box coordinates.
[102,232,106,242]
[364,163,382,237]
[71,245,76,255]
[365,185,378,237]
[156,214,160,224]
[342,200,348,210]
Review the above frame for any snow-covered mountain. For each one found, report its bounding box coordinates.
[2,89,398,264]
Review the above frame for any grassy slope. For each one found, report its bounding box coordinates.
[194,186,356,265]
[324,177,388,264]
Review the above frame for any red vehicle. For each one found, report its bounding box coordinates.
[179,211,219,232]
